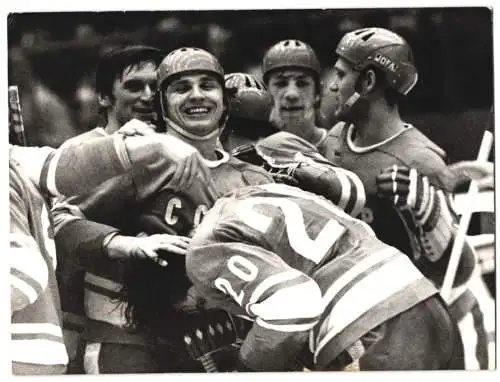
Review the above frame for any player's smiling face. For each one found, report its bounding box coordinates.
[164,72,224,136]
[327,58,360,119]
[108,60,158,128]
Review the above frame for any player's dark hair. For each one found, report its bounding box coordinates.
[120,256,194,336]
[95,44,164,99]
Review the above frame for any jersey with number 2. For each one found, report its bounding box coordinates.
[187,183,437,370]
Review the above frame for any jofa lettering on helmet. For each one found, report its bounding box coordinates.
[374,53,398,72]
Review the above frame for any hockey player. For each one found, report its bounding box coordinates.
[52,47,272,373]
[220,72,278,155]
[221,72,366,218]
[9,129,211,375]
[50,45,183,374]
[322,27,488,369]
[185,183,464,371]
[10,155,69,375]
[262,39,331,153]
[119,48,274,342]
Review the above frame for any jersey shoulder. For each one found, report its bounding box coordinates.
[390,127,449,175]
[327,122,348,139]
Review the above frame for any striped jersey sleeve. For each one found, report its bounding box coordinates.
[9,161,69,370]
[187,241,323,332]
[293,152,366,217]
[10,162,53,313]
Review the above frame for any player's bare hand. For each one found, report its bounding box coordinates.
[171,152,199,190]
[105,234,191,267]
[117,118,158,136]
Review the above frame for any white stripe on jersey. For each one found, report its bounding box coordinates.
[314,254,424,359]
[202,148,230,168]
[12,322,64,337]
[255,317,319,333]
[12,339,69,365]
[342,168,366,217]
[85,272,123,292]
[45,145,63,197]
[11,276,40,305]
[331,168,350,211]
[247,269,304,309]
[10,246,49,294]
[249,279,323,323]
[320,248,396,312]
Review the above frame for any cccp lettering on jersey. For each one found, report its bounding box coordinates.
[164,197,209,228]
[374,53,398,72]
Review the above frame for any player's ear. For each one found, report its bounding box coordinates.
[360,69,377,96]
[98,94,112,108]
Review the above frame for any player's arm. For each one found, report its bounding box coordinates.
[10,165,50,313]
[256,146,366,217]
[37,129,212,201]
[284,152,366,217]
[186,241,323,371]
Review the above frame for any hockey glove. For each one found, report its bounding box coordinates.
[376,165,456,262]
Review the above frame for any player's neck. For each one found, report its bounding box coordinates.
[104,119,121,135]
[352,106,403,146]
[166,129,220,161]
[284,118,323,145]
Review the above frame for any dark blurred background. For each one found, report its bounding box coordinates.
[7,7,494,163]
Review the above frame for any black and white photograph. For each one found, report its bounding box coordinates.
[5,1,496,378]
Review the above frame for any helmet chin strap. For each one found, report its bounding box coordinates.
[338,91,361,116]
[163,116,220,141]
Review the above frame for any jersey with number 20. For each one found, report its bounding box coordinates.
[186,183,438,370]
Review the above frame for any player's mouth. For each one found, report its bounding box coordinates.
[183,106,212,118]
[281,106,303,113]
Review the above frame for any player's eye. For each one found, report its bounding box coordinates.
[170,82,191,94]
[296,78,313,88]
[200,79,220,91]
[333,68,345,80]
[272,79,287,88]
[124,80,146,93]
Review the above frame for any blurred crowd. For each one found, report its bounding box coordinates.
[8,8,493,158]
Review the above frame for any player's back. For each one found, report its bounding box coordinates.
[187,183,439,370]
[191,183,374,274]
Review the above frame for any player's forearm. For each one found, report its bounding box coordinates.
[54,219,119,271]
[47,135,129,197]
[52,133,207,202]
[411,190,456,263]
[313,166,366,217]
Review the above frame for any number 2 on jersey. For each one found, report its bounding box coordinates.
[236,196,345,264]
